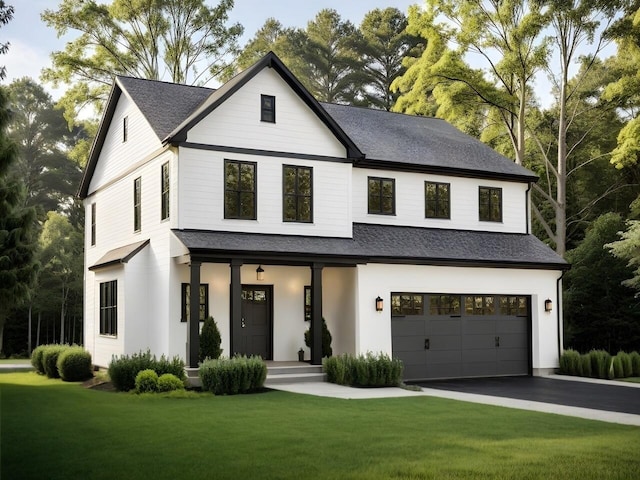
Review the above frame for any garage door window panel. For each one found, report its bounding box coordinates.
[391,294,423,316]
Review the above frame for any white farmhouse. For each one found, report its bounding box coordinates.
[79,52,568,380]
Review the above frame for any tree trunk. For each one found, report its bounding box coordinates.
[60,285,65,344]
[556,53,569,257]
[28,304,32,354]
[36,311,41,347]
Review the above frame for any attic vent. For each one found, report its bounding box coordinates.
[261,95,275,123]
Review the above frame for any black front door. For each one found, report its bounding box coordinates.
[235,285,272,359]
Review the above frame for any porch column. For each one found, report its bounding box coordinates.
[311,263,324,365]
[230,259,243,356]
[187,260,201,368]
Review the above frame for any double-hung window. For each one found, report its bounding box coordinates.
[161,162,170,221]
[133,177,141,232]
[224,160,256,219]
[181,283,209,322]
[479,186,502,222]
[283,165,312,222]
[90,203,96,246]
[368,177,395,215]
[261,95,275,123]
[425,181,450,219]
[99,280,117,336]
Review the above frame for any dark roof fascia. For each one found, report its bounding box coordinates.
[88,239,150,271]
[363,256,570,271]
[355,158,539,184]
[166,52,364,160]
[78,80,121,199]
[189,250,362,267]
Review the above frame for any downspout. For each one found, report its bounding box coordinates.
[525,182,532,234]
[556,271,566,364]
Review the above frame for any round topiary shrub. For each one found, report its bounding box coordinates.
[57,347,93,382]
[30,345,48,374]
[157,373,185,392]
[135,369,159,393]
[42,345,69,379]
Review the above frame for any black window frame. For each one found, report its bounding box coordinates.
[261,94,275,123]
[90,203,96,246]
[304,286,311,321]
[99,280,117,336]
[133,176,141,232]
[283,165,313,223]
[181,283,209,323]
[479,186,502,222]
[425,181,450,219]
[368,176,396,215]
[161,162,170,221]
[224,159,257,220]
[123,116,128,142]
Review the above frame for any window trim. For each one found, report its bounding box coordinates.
[368,176,396,215]
[261,94,275,123]
[479,186,502,222]
[224,159,257,220]
[161,162,170,221]
[181,283,209,323]
[99,280,117,337]
[90,203,96,246]
[283,164,313,223]
[425,181,450,219]
[133,176,141,233]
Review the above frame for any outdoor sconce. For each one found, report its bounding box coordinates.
[375,296,384,312]
[544,298,553,313]
[256,265,265,281]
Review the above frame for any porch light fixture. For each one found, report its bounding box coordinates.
[544,298,553,312]
[375,296,384,312]
[256,265,265,281]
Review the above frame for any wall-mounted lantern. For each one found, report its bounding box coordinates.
[375,296,384,312]
[256,265,265,281]
[544,298,553,313]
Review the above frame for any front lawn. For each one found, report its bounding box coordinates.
[1,372,639,480]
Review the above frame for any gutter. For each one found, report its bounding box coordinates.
[557,270,566,363]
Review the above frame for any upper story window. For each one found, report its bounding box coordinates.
[90,203,96,246]
[283,165,312,223]
[133,177,141,232]
[123,116,128,142]
[261,95,275,123]
[479,186,502,222]
[224,160,256,220]
[181,283,209,323]
[161,162,170,221]
[99,280,117,336]
[425,181,450,219]
[368,176,395,215]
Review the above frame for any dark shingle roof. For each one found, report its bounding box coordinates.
[321,103,536,180]
[117,76,212,140]
[173,223,568,270]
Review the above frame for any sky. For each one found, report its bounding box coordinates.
[1,0,420,98]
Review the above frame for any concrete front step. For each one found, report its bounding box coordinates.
[184,363,325,388]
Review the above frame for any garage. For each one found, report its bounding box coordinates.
[391,293,531,380]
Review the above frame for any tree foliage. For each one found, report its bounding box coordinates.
[41,0,243,123]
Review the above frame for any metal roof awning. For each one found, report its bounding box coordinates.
[89,239,150,271]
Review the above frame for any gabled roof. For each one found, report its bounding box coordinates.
[322,103,536,182]
[173,224,568,271]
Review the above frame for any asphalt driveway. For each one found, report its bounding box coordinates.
[415,376,640,415]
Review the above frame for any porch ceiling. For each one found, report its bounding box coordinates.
[171,224,568,270]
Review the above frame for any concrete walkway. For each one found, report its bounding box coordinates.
[0,363,34,373]
[268,374,640,427]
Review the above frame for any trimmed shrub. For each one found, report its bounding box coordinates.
[580,353,592,378]
[30,345,48,374]
[304,317,333,358]
[42,345,70,379]
[108,350,186,392]
[559,349,581,376]
[157,373,185,392]
[616,351,633,378]
[631,351,640,377]
[589,350,612,379]
[135,369,159,393]
[57,347,93,382]
[199,316,222,362]
[199,356,267,395]
[612,355,624,379]
[324,352,404,387]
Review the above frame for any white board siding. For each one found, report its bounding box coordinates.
[354,264,563,373]
[186,69,346,159]
[88,93,163,195]
[177,147,353,237]
[352,168,529,233]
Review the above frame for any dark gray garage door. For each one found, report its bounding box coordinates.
[391,294,530,380]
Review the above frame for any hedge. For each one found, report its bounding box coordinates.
[199,356,267,395]
[323,352,403,387]
[108,350,186,392]
[30,345,48,374]
[560,349,640,380]
[42,345,70,379]
[57,347,93,382]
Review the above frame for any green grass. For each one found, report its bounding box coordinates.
[620,377,640,384]
[1,372,639,480]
